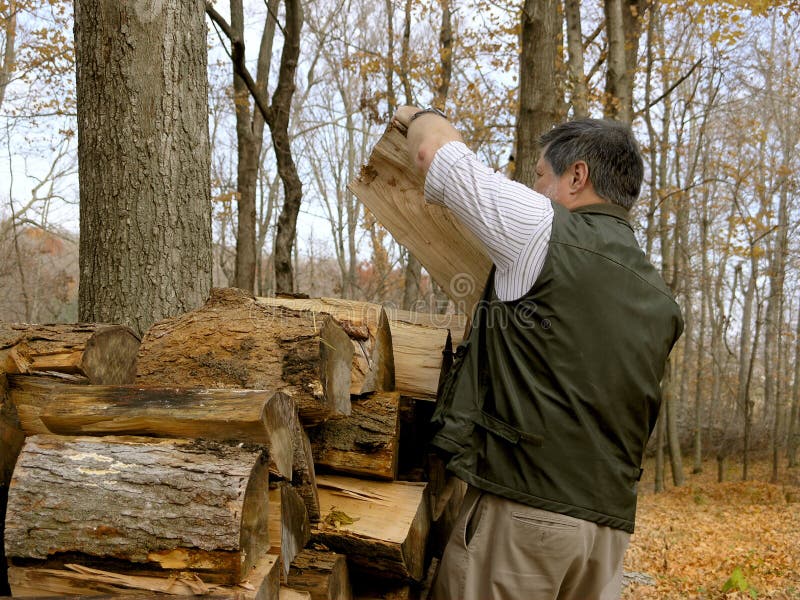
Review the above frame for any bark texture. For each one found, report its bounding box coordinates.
[0,400,25,596]
[310,392,400,480]
[515,0,564,187]
[311,476,430,581]
[75,0,212,336]
[18,384,295,479]
[5,435,270,584]
[135,288,353,426]
[0,323,140,384]
[257,297,395,396]
[287,549,352,600]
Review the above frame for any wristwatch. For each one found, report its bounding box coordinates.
[409,107,447,123]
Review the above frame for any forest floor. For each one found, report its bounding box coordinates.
[622,454,800,599]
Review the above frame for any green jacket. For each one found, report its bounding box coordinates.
[431,201,683,533]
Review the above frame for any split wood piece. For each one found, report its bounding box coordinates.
[5,375,84,434]
[257,297,395,396]
[311,475,430,582]
[388,321,451,401]
[384,308,469,346]
[7,553,280,599]
[286,549,352,600]
[135,288,354,426]
[269,484,311,581]
[291,418,321,522]
[5,435,271,585]
[18,383,295,479]
[0,322,140,384]
[310,392,400,480]
[348,124,492,316]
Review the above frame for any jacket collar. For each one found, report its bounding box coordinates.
[571,202,632,226]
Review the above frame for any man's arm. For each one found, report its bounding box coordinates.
[392,106,554,302]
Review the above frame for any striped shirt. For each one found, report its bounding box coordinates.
[424,141,554,302]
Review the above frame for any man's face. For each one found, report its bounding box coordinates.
[533,155,571,206]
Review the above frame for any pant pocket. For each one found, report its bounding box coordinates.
[461,489,485,548]
[511,510,579,530]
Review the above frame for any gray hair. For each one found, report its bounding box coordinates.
[539,119,644,210]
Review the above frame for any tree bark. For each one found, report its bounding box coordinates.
[564,0,588,118]
[291,418,320,522]
[0,322,140,384]
[311,475,430,581]
[0,399,25,596]
[76,0,212,336]
[515,0,564,187]
[135,288,353,426]
[287,549,352,600]
[310,392,401,480]
[12,383,295,478]
[787,310,800,468]
[5,435,270,585]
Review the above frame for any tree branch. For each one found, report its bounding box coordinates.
[645,58,704,110]
[205,2,274,125]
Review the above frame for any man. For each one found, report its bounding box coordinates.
[392,106,683,600]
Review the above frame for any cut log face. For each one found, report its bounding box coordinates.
[0,323,140,384]
[387,321,449,401]
[269,484,311,581]
[15,383,295,479]
[287,549,352,600]
[348,124,492,315]
[135,288,354,426]
[5,435,271,585]
[311,392,401,480]
[311,476,430,582]
[257,297,395,396]
[291,418,321,522]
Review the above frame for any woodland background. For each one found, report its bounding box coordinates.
[1,0,800,495]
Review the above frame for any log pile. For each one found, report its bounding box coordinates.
[0,289,468,599]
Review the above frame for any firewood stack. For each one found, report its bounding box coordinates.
[0,288,469,600]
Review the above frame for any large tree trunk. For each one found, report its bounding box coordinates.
[603,0,646,122]
[311,475,430,581]
[75,0,212,336]
[515,0,564,186]
[5,435,270,585]
[135,288,353,426]
[8,381,295,478]
[787,311,800,468]
[564,0,588,118]
[0,323,139,384]
[272,0,304,294]
[256,296,395,396]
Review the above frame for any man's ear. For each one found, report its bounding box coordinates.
[569,161,590,192]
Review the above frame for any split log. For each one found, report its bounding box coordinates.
[292,418,321,522]
[11,382,295,479]
[269,484,311,581]
[257,297,394,396]
[310,392,400,480]
[348,123,492,316]
[5,375,84,434]
[5,435,271,585]
[384,308,468,345]
[281,587,312,600]
[136,288,354,426]
[287,549,352,600]
[0,322,140,384]
[7,553,280,599]
[311,476,430,582]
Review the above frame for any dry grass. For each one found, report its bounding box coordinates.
[622,455,800,599]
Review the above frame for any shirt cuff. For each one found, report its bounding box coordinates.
[423,141,474,206]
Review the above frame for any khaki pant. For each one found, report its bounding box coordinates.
[431,487,630,600]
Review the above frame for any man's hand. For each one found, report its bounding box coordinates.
[392,105,463,175]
